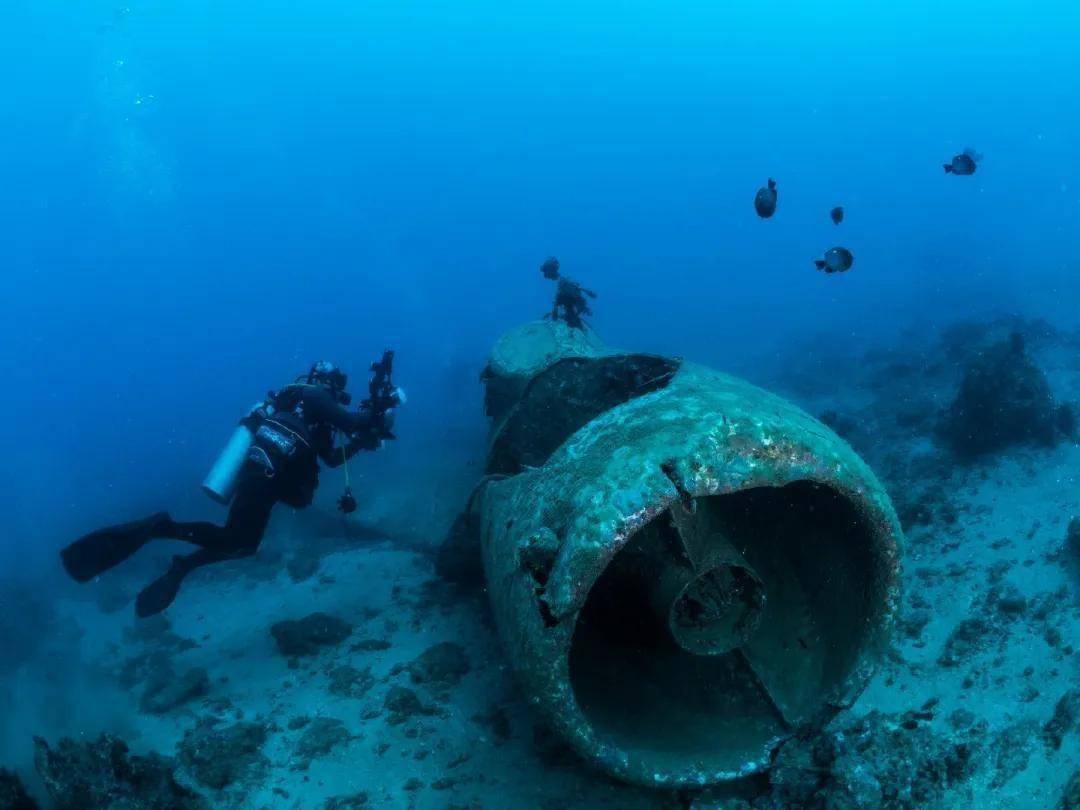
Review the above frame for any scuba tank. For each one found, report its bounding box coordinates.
[202,402,272,504]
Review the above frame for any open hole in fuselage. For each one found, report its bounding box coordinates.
[567,481,881,775]
[485,354,681,475]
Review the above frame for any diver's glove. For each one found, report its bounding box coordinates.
[382,387,406,430]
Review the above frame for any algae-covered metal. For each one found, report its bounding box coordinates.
[453,321,902,789]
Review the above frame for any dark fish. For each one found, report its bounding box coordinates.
[754,178,777,219]
[814,247,854,274]
[830,206,844,225]
[944,148,981,175]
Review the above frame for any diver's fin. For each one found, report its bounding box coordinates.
[814,260,827,270]
[135,559,187,618]
[943,164,953,173]
[61,512,171,583]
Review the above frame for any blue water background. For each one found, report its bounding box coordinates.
[2,0,1078,578]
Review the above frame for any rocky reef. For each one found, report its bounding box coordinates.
[290,718,352,771]
[176,718,269,791]
[139,666,209,715]
[756,706,980,809]
[1067,519,1080,573]
[938,332,1073,459]
[0,768,38,810]
[33,734,206,809]
[270,612,353,657]
[1061,771,1080,809]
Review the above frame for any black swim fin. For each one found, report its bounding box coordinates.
[135,555,188,618]
[60,512,172,583]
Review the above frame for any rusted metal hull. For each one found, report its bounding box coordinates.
[458,321,902,789]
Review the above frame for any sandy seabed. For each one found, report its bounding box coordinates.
[3,317,1080,809]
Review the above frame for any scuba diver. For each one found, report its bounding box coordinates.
[540,256,597,330]
[60,354,403,618]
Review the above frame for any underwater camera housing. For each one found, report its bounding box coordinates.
[363,349,399,439]
[441,320,903,789]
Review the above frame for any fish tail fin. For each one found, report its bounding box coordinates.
[814,260,827,270]
[943,164,953,173]
[767,177,776,189]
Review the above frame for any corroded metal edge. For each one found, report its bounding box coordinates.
[477,354,903,789]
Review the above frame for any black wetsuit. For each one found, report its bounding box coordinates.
[552,277,596,330]
[163,386,379,565]
[61,383,383,617]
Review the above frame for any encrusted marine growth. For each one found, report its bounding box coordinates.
[447,320,903,789]
[938,332,1073,459]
